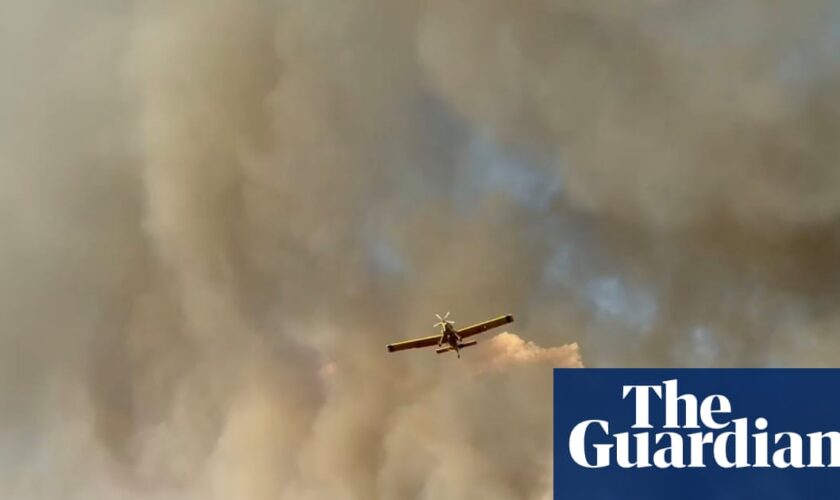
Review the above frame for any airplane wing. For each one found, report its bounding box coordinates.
[456,314,514,339]
[387,334,441,352]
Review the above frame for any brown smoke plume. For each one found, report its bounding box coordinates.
[3,0,840,498]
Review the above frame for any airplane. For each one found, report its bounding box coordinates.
[386,312,514,358]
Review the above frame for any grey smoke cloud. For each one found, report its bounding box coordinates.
[420,0,840,229]
[3,0,840,498]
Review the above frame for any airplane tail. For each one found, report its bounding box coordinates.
[435,340,477,354]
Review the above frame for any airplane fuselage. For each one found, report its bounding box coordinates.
[439,322,460,348]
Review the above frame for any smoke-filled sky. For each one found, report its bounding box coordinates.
[3,0,840,498]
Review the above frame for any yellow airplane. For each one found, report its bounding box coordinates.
[386,312,514,358]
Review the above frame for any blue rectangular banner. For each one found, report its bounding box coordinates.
[554,369,840,499]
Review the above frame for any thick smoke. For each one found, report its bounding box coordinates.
[420,0,840,367]
[3,0,840,498]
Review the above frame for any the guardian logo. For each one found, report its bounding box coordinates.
[568,379,840,469]
[554,369,840,500]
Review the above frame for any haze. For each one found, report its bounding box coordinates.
[2,1,840,498]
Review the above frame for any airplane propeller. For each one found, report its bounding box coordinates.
[433,312,455,329]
